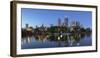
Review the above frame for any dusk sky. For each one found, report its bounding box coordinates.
[21,8,92,28]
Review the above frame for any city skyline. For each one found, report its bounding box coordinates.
[21,8,92,28]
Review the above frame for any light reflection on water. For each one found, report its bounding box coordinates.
[21,34,92,49]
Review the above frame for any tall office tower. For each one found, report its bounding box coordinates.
[76,21,80,27]
[26,24,29,28]
[64,17,68,27]
[58,18,61,27]
[71,20,80,27]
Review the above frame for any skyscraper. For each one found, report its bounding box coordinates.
[58,18,61,27]
[64,17,68,27]
[71,21,80,27]
[26,24,28,28]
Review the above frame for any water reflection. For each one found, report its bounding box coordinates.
[21,33,92,49]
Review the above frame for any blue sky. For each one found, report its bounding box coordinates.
[21,8,92,28]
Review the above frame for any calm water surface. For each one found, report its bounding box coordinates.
[21,34,92,49]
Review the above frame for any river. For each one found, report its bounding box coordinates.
[21,33,92,49]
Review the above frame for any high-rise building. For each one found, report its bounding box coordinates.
[58,18,61,27]
[64,17,68,27]
[71,20,81,29]
[26,24,29,28]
